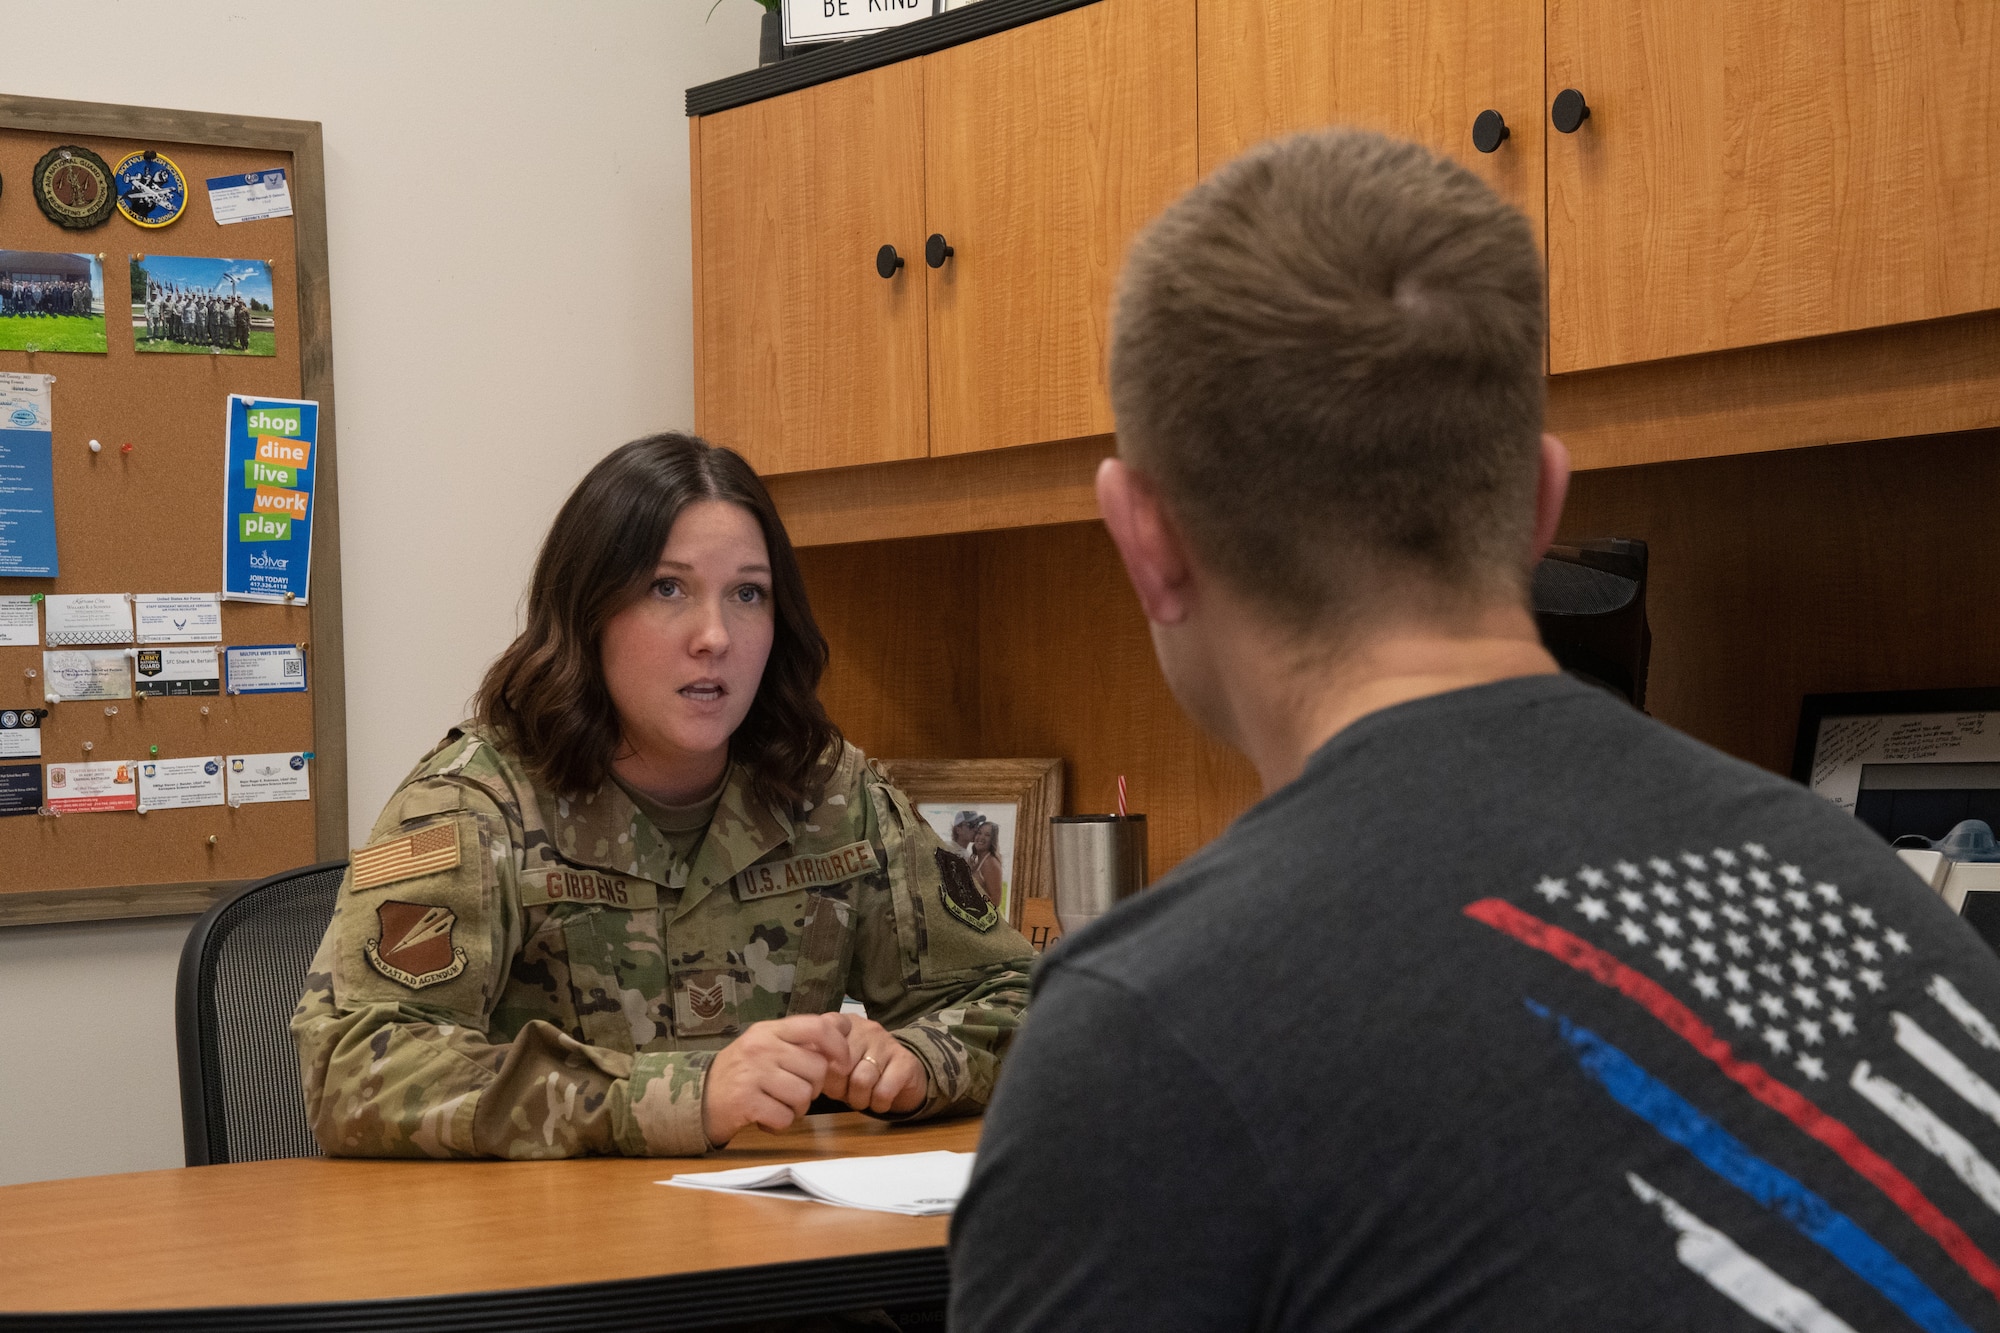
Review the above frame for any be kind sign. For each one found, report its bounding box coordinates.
[783,0,937,45]
[223,394,319,604]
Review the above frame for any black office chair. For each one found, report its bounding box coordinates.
[175,860,347,1166]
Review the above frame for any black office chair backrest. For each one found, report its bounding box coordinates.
[175,860,347,1166]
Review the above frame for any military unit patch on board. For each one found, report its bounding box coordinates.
[33,144,115,229]
[113,149,188,228]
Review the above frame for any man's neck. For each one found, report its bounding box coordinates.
[1221,602,1559,794]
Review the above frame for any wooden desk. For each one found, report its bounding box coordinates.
[0,1112,978,1331]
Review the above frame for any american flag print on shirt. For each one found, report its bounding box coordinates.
[1466,842,2000,1333]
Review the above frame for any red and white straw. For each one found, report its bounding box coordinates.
[1116,774,1129,818]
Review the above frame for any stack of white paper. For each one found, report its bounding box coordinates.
[661,1150,974,1216]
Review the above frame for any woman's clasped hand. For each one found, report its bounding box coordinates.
[700,1012,930,1143]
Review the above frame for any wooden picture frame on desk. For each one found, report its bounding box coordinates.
[874,757,1062,932]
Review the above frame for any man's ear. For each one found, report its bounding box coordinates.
[1531,432,1572,560]
[1097,456,1194,626]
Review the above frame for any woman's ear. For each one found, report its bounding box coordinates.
[1097,457,1195,627]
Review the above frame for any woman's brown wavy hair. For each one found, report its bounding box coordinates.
[473,432,840,809]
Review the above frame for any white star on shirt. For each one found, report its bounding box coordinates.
[1850,904,1877,929]
[1725,932,1753,957]
[1618,889,1648,913]
[1578,865,1609,889]
[1795,1017,1824,1045]
[1617,919,1649,946]
[1682,852,1707,871]
[1824,977,1854,1002]
[1721,904,1750,926]
[1830,1009,1858,1036]
[1652,882,1682,907]
[1757,992,1789,1018]
[1717,873,1745,896]
[1758,926,1786,951]
[1885,930,1911,955]
[1725,965,1752,992]
[1712,849,1739,868]
[1818,913,1847,938]
[1615,860,1642,881]
[1820,948,1848,973]
[1785,889,1813,912]
[1684,880,1714,903]
[1789,954,1817,980]
[1852,938,1881,963]
[1655,944,1687,972]
[1750,869,1775,891]
[1788,919,1816,943]
[1691,939,1720,965]
[1791,984,1821,1010]
[1535,876,1569,901]
[1756,962,1787,985]
[1575,895,1610,922]
[1650,857,1676,877]
[1654,914,1684,939]
[1688,909,1716,932]
[1779,864,1804,885]
[1858,968,1886,993]
[1795,1054,1827,1081]
[1692,972,1722,999]
[1814,882,1841,903]
[1725,1000,1756,1028]
[1752,896,1782,918]
[1763,1027,1792,1054]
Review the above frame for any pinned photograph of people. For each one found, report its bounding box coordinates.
[0,251,107,353]
[920,802,1020,923]
[130,254,276,356]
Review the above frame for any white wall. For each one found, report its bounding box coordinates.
[0,0,763,1187]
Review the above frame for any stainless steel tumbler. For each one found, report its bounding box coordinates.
[1050,814,1148,936]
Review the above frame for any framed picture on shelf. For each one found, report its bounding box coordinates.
[1794,688,2000,843]
[874,758,1063,933]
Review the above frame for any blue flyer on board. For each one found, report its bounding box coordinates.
[222,394,318,603]
[0,373,57,578]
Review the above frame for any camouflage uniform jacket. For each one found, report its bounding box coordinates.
[291,725,1036,1159]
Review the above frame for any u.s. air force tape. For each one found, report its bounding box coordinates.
[736,841,881,901]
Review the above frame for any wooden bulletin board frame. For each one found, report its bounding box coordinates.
[0,95,343,928]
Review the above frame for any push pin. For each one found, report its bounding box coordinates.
[283,592,296,603]
[104,705,117,717]
[24,667,36,679]
[82,741,93,752]
[199,705,210,716]
[207,835,217,847]
[149,745,158,756]
[120,442,133,455]
[88,439,101,454]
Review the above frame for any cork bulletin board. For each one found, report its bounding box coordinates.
[0,96,343,927]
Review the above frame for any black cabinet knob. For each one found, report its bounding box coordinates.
[926,233,954,269]
[1551,88,1591,134]
[1471,109,1510,154]
[876,244,905,280]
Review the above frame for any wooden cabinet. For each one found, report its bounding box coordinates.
[1547,0,2000,373]
[924,0,1196,456]
[1197,0,1545,236]
[694,62,929,474]
[693,0,1195,472]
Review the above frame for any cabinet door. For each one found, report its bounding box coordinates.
[1197,0,1545,236]
[923,0,1197,457]
[1549,0,2000,373]
[695,63,928,474]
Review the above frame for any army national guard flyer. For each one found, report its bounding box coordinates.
[222,395,318,603]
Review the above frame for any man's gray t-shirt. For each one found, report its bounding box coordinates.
[951,674,2000,1332]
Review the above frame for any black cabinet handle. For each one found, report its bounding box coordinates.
[926,233,955,269]
[1471,109,1510,154]
[876,244,905,280]
[1551,88,1591,134]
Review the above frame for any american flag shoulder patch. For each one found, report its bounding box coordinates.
[350,820,463,892]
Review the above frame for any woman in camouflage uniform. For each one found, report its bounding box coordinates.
[292,434,1036,1158]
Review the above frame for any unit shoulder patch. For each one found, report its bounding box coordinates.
[936,848,999,932]
[364,900,468,989]
[737,840,882,901]
[350,820,462,892]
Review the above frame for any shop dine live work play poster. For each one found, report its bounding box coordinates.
[222,394,318,603]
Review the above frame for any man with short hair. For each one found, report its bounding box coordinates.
[949,128,2000,1331]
